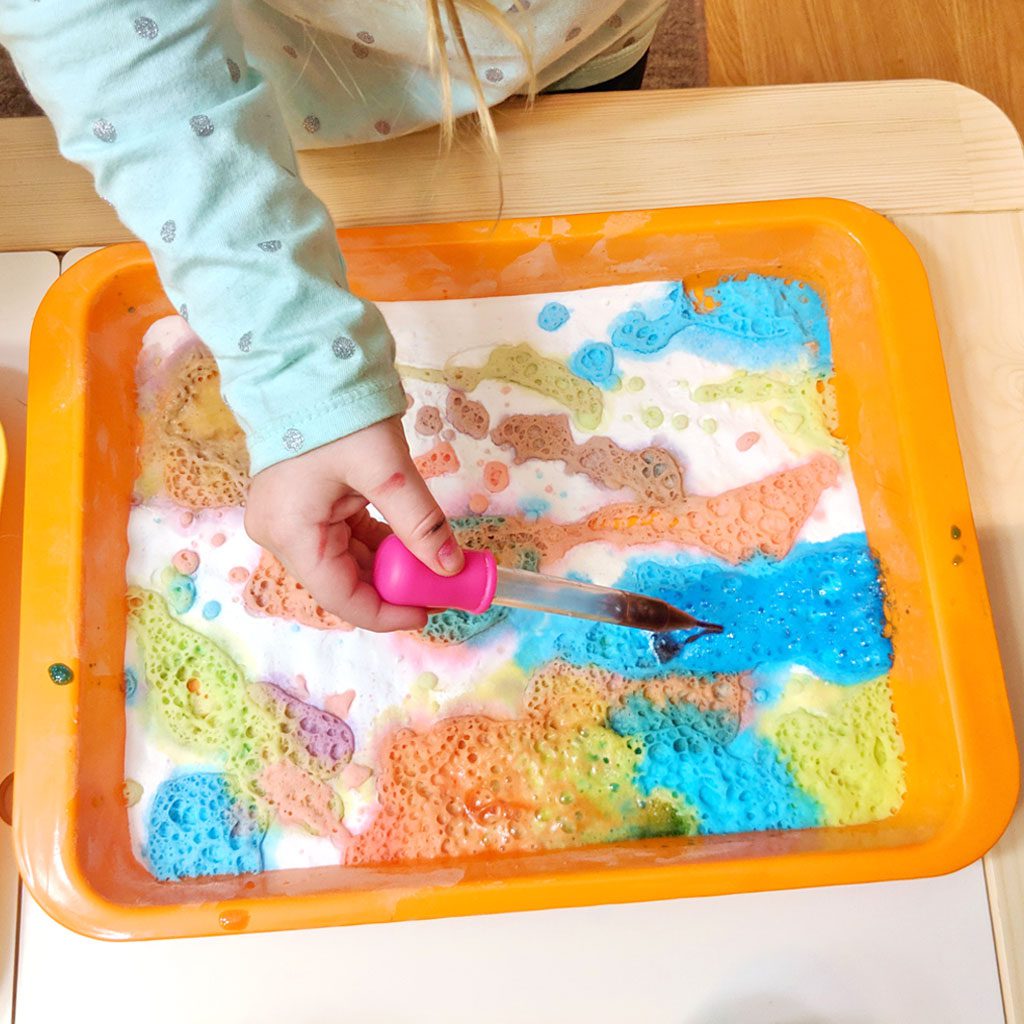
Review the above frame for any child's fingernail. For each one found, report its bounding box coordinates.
[438,537,463,573]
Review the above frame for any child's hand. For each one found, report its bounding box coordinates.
[245,417,464,632]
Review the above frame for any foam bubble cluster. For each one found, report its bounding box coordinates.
[446,390,490,438]
[128,589,354,848]
[414,405,443,436]
[610,278,830,372]
[609,695,821,833]
[348,663,703,864]
[447,456,839,569]
[414,440,460,479]
[693,369,841,456]
[243,552,351,630]
[406,344,603,430]
[516,534,893,684]
[136,347,249,508]
[146,772,264,881]
[761,675,905,824]
[493,413,685,504]
[568,341,619,388]
[126,273,907,881]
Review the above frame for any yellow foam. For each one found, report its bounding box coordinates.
[760,675,906,825]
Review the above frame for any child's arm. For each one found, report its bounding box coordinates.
[1,0,463,629]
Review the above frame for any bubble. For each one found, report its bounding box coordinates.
[172,549,200,575]
[537,301,570,331]
[48,662,73,685]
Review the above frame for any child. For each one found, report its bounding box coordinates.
[0,0,666,630]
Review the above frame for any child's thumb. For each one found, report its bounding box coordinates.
[357,449,464,578]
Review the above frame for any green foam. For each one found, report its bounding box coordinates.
[423,606,509,644]
[128,586,245,754]
[641,406,664,428]
[127,588,346,823]
[692,370,840,455]
[760,675,906,826]
[402,344,603,430]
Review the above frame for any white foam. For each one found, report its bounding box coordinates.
[124,279,867,872]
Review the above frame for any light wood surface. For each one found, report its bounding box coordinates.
[707,0,1024,139]
[0,251,60,1024]
[896,211,1024,1023]
[0,80,1023,254]
[1,80,1023,1019]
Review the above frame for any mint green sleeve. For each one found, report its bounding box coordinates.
[0,0,406,474]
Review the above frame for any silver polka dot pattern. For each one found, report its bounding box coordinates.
[303,115,321,134]
[179,303,188,322]
[133,16,158,40]
[485,67,504,83]
[257,240,282,252]
[356,30,374,44]
[92,119,117,143]
[226,58,241,83]
[238,331,253,353]
[352,42,369,59]
[189,114,214,137]
[282,428,304,452]
[332,336,356,360]
[160,220,176,243]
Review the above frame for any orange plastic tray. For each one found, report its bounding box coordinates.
[15,199,1017,940]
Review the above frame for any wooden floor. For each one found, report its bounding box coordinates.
[706,0,1024,139]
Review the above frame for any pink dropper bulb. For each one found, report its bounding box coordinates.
[373,534,497,614]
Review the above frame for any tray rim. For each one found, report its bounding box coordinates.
[14,196,1018,940]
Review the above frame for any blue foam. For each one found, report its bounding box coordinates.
[537,301,570,331]
[124,667,138,703]
[146,772,264,881]
[608,277,830,372]
[568,341,620,389]
[513,534,892,685]
[609,694,821,833]
[166,572,197,614]
[520,497,551,521]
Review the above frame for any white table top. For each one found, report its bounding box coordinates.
[15,864,1006,1024]
[0,242,1007,1024]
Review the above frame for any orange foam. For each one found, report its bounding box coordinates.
[242,551,352,631]
[455,455,840,568]
[483,461,510,493]
[414,441,460,480]
[580,453,841,563]
[242,456,839,631]
[414,405,443,436]
[619,673,749,721]
[446,390,490,439]
[259,762,349,847]
[346,663,724,865]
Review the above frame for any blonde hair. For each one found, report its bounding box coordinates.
[424,0,536,159]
